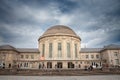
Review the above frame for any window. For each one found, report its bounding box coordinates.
[75,44,77,58]
[86,55,89,59]
[58,43,62,57]
[49,43,52,58]
[42,44,45,57]
[26,55,29,59]
[67,43,71,58]
[96,55,99,58]
[87,61,90,64]
[31,55,34,59]
[21,55,24,59]
[80,62,82,64]
[115,59,119,65]
[91,55,94,59]
[114,52,118,56]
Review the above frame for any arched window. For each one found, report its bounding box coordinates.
[42,44,45,57]
[75,44,77,58]
[49,43,52,58]
[58,43,62,57]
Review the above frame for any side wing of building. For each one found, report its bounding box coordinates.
[0,44,120,69]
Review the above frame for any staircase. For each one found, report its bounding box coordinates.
[0,68,120,76]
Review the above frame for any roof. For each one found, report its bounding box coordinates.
[104,44,120,48]
[0,45,17,50]
[39,25,81,40]
[0,45,39,53]
[103,44,120,50]
[81,44,120,53]
[43,25,77,36]
[80,48,102,53]
[16,48,39,53]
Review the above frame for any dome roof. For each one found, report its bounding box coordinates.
[39,25,81,40]
[43,25,76,36]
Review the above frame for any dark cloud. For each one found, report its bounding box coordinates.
[55,0,79,13]
[0,0,120,48]
[0,0,14,23]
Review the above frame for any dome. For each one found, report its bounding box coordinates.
[39,25,81,40]
[43,25,77,36]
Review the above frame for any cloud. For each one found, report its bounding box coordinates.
[0,0,120,48]
[0,23,44,48]
[10,2,76,28]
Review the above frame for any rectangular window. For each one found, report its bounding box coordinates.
[67,43,71,58]
[26,55,29,59]
[21,55,24,59]
[87,61,89,64]
[115,59,119,65]
[49,43,52,58]
[91,55,94,59]
[114,52,118,56]
[31,55,34,59]
[96,55,99,58]
[58,43,62,57]
[75,44,77,58]
[80,62,82,64]
[86,55,89,59]
[42,44,45,57]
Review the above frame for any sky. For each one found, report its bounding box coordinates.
[0,0,120,48]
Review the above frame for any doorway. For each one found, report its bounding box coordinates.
[47,62,52,68]
[68,62,74,68]
[57,62,62,68]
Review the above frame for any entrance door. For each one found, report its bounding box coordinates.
[47,62,52,68]
[57,62,62,68]
[68,62,74,68]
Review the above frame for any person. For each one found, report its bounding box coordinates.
[3,63,5,69]
[9,63,11,68]
[90,65,93,71]
[96,63,98,68]
[18,64,20,68]
[89,65,93,71]
[39,64,41,69]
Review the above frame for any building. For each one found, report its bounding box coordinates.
[0,25,120,69]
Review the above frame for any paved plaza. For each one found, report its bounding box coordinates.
[0,75,120,80]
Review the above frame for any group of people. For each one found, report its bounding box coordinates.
[0,63,11,69]
[84,65,93,71]
[84,65,103,71]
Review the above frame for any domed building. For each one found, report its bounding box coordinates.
[38,25,81,69]
[0,25,120,70]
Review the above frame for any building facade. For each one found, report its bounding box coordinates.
[0,25,120,69]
